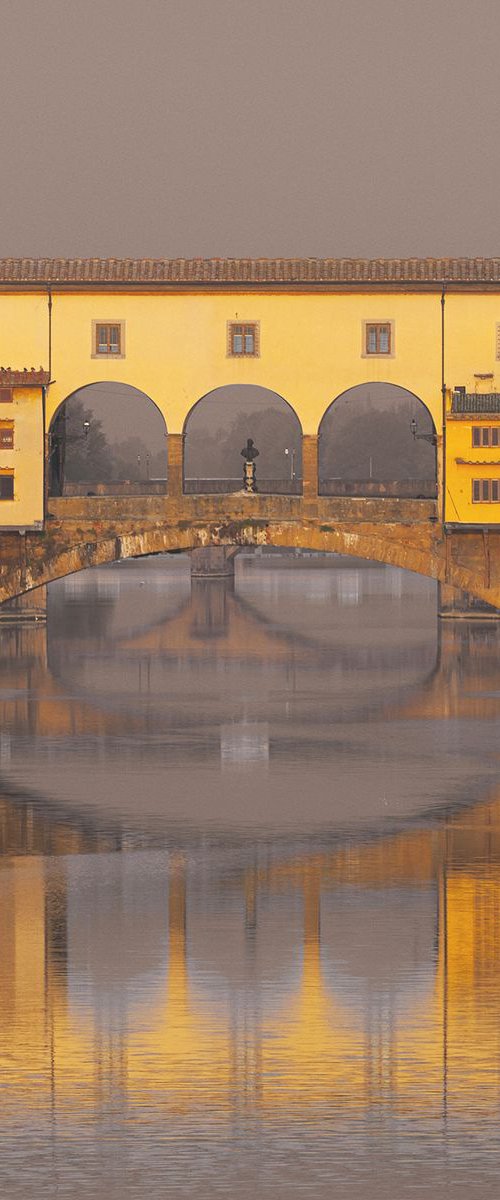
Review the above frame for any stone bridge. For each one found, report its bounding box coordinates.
[1,489,500,609]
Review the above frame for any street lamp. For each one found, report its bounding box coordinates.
[48,416,91,496]
[410,418,437,446]
[284,447,296,480]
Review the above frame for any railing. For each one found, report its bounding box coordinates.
[320,479,438,498]
[61,477,437,499]
[62,480,167,496]
[184,477,302,495]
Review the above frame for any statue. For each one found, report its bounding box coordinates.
[240,438,259,493]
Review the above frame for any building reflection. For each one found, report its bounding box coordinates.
[1,566,500,1124]
[0,793,500,1120]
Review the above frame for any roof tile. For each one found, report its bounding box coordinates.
[451,393,500,413]
[1,257,500,285]
[0,368,50,387]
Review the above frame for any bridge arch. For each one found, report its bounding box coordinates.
[4,516,494,610]
[48,381,168,498]
[318,382,438,499]
[182,384,303,494]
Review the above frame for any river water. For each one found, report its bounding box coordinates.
[0,554,500,1198]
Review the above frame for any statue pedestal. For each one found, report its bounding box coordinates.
[243,460,257,493]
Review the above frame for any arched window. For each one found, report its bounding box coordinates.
[319,383,437,498]
[183,385,302,494]
[48,383,167,497]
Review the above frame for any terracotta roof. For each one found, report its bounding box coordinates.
[1,257,500,285]
[0,369,50,387]
[451,392,500,413]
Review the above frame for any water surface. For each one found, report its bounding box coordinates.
[0,555,499,1197]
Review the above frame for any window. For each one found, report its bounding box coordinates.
[0,421,14,449]
[0,471,14,500]
[472,478,500,502]
[472,426,500,447]
[227,322,259,357]
[0,388,12,404]
[97,324,120,354]
[92,321,125,358]
[364,322,393,355]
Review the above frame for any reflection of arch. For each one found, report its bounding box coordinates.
[183,384,303,495]
[66,854,170,1014]
[187,889,303,1015]
[48,381,168,498]
[318,382,437,499]
[320,886,438,1016]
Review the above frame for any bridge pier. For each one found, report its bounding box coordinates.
[167,432,184,498]
[302,434,319,504]
[438,582,500,619]
[190,546,237,579]
[0,584,47,621]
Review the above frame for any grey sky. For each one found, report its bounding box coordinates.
[1,0,500,258]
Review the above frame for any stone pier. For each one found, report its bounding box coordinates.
[438,582,500,619]
[190,546,238,579]
[0,584,47,621]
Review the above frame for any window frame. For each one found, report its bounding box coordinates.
[0,470,14,500]
[0,421,14,449]
[472,425,500,448]
[91,320,126,359]
[362,321,395,358]
[472,478,500,503]
[227,321,260,358]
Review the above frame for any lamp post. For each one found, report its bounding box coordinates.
[410,418,437,446]
[49,415,91,496]
[284,447,296,481]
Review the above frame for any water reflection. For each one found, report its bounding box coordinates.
[1,801,500,1195]
[0,558,500,1196]
[0,559,499,839]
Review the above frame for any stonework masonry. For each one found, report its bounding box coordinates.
[1,493,500,608]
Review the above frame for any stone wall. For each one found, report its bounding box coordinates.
[2,492,500,610]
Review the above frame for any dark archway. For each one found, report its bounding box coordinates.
[48,382,168,497]
[183,385,302,494]
[318,383,437,498]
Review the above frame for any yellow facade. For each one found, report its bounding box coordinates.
[0,287,445,432]
[2,258,500,525]
[0,384,44,530]
[446,411,500,523]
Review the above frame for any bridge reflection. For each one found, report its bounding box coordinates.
[0,565,498,835]
[0,562,499,1126]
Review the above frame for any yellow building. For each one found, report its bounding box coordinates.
[0,369,46,530]
[446,389,500,524]
[2,257,500,526]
